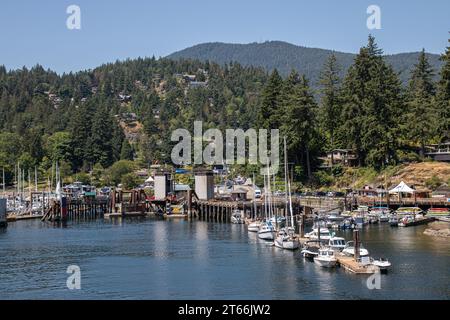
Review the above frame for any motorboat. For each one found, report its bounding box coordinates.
[274,227,299,250]
[368,213,379,224]
[313,247,337,268]
[353,216,368,228]
[398,215,415,227]
[304,227,331,241]
[396,207,423,216]
[231,210,244,224]
[328,236,347,251]
[379,213,390,222]
[371,257,391,272]
[342,241,369,257]
[389,215,399,227]
[258,221,276,240]
[301,240,321,259]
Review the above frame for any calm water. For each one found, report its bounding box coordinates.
[0,218,449,300]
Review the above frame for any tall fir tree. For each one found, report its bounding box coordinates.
[340,35,403,168]
[436,38,450,142]
[318,54,342,167]
[257,69,283,129]
[281,75,318,181]
[86,104,114,168]
[405,49,436,156]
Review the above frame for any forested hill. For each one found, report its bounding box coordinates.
[167,41,443,86]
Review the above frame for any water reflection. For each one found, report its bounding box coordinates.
[0,218,449,299]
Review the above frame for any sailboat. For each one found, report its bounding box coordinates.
[258,168,276,240]
[248,173,261,232]
[274,137,299,250]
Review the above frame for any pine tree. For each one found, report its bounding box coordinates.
[86,104,114,168]
[406,49,436,156]
[318,54,342,166]
[436,38,450,142]
[340,35,403,168]
[281,75,317,181]
[120,140,134,160]
[257,69,283,129]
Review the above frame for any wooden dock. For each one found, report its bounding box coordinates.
[336,255,380,274]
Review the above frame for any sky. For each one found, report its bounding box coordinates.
[0,0,449,73]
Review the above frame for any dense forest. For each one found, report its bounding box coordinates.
[0,36,449,188]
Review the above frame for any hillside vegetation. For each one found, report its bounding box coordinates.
[167,41,443,88]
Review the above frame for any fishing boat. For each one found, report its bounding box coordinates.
[313,247,337,268]
[231,209,244,224]
[342,241,369,257]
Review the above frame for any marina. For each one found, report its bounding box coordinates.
[0,218,449,300]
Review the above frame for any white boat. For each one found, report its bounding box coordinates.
[274,227,299,250]
[247,220,261,232]
[328,236,346,251]
[231,210,244,224]
[342,241,369,257]
[313,247,337,268]
[304,228,331,241]
[379,213,390,222]
[269,216,286,227]
[258,221,275,240]
[301,240,321,259]
[371,257,391,272]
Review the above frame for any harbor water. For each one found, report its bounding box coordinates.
[0,218,449,299]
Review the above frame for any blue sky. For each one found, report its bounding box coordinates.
[0,0,449,73]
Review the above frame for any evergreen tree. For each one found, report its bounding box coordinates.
[257,69,283,129]
[120,140,134,160]
[405,49,436,156]
[340,35,403,168]
[281,75,317,181]
[86,104,114,168]
[436,38,450,142]
[318,54,342,166]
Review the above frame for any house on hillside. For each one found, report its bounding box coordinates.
[425,142,450,162]
[319,149,358,168]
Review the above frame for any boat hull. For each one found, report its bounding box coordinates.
[258,230,275,240]
[274,238,299,250]
[313,257,337,268]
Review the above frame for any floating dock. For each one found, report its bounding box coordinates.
[336,255,380,274]
[104,212,148,219]
[399,217,434,227]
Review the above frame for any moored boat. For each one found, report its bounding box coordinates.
[313,247,337,268]
[342,241,369,257]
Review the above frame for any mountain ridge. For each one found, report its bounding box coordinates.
[167,40,444,86]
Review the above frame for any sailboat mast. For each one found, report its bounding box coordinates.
[252,172,257,220]
[35,167,38,192]
[2,167,5,197]
[284,137,289,227]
